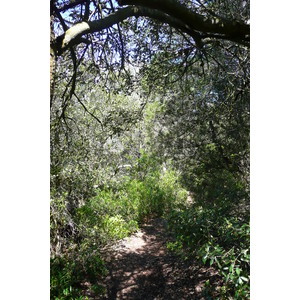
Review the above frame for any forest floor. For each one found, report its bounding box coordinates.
[85,217,223,299]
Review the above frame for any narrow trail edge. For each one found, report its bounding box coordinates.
[86,218,222,299]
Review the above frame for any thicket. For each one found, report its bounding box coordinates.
[167,172,250,299]
[50,1,249,297]
[136,33,250,299]
[50,79,249,299]
[50,152,187,299]
[51,154,250,299]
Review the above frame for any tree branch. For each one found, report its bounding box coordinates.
[73,93,104,129]
[52,2,69,31]
[83,0,90,21]
[109,0,125,70]
[52,4,249,57]
[57,0,87,13]
[118,0,249,41]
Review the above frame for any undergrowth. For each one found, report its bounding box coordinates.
[51,152,249,300]
[167,172,250,299]
[50,154,187,299]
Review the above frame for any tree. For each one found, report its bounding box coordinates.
[50,0,250,209]
[50,0,249,101]
[136,39,249,208]
[50,2,250,298]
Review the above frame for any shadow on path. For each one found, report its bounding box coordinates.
[89,218,222,299]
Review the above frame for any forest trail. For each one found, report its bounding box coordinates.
[88,218,222,299]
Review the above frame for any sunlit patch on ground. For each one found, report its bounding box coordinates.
[88,218,222,300]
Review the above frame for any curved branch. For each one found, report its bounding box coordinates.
[52,5,249,56]
[118,0,249,41]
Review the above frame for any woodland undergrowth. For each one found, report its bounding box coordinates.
[51,153,249,300]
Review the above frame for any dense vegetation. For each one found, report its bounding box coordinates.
[50,0,249,299]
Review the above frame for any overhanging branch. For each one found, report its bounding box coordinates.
[118,0,249,41]
[52,5,249,56]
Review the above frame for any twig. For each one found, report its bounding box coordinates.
[73,92,104,129]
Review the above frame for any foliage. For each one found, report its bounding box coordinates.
[50,1,249,298]
[167,199,250,299]
[50,251,107,300]
[76,152,187,227]
[50,191,78,256]
[50,151,187,299]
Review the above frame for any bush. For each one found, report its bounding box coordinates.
[167,206,250,299]
[50,251,107,300]
[50,191,78,257]
[50,153,188,298]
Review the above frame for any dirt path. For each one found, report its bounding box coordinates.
[88,218,222,299]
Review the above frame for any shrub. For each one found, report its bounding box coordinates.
[167,206,250,299]
[50,153,188,298]
[50,251,107,300]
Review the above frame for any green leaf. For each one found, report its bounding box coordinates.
[240,276,249,282]
[215,257,221,268]
[225,274,230,282]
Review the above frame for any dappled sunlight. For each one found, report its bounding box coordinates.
[115,231,147,254]
[50,1,250,298]
[87,218,222,300]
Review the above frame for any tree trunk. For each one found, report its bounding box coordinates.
[50,15,56,107]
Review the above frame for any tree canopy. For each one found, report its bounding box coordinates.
[50,1,250,299]
[51,0,249,54]
[50,0,249,100]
